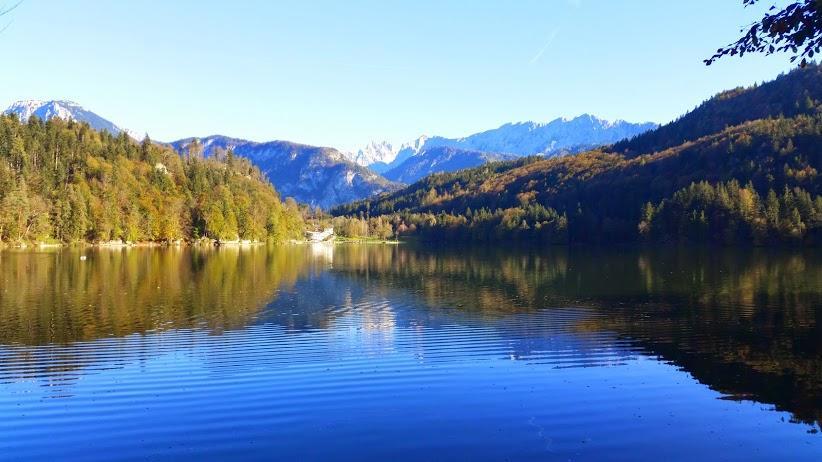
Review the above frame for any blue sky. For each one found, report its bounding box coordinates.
[0,0,796,150]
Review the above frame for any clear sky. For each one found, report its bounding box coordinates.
[0,0,796,151]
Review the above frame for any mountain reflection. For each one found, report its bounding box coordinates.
[328,245,822,428]
[0,244,819,429]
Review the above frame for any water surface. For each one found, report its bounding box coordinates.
[1,245,820,461]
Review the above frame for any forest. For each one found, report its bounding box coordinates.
[4,67,821,247]
[333,65,822,246]
[0,114,304,245]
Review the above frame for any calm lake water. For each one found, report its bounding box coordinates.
[0,244,820,461]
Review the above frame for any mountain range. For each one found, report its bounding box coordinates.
[333,65,822,245]
[168,136,399,209]
[343,115,656,179]
[345,140,398,173]
[3,100,656,208]
[422,115,657,156]
[382,147,517,184]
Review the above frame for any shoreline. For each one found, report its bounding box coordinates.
[0,237,403,250]
[2,238,815,251]
[0,239,271,250]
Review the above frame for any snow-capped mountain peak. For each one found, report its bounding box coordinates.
[6,100,80,122]
[399,135,429,153]
[345,140,398,168]
[3,99,139,138]
[419,115,657,157]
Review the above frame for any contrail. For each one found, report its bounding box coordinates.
[529,29,559,65]
[0,1,24,34]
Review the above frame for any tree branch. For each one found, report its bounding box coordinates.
[706,0,822,67]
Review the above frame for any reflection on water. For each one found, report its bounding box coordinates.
[0,246,315,345]
[0,245,820,461]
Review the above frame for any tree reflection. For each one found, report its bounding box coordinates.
[0,244,819,429]
[330,245,822,428]
[0,246,312,345]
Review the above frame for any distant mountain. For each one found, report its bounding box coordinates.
[422,115,657,157]
[169,136,400,209]
[382,147,516,184]
[382,135,429,172]
[348,115,655,182]
[3,100,138,138]
[345,141,398,173]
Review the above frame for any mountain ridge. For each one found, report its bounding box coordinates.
[422,114,657,156]
[169,135,401,209]
[346,115,656,182]
[382,146,517,184]
[346,114,656,168]
[3,100,140,138]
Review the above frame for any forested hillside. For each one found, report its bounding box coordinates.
[333,66,822,246]
[611,64,822,156]
[0,115,304,245]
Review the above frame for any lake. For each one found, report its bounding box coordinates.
[1,244,820,461]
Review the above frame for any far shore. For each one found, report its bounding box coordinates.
[0,239,262,250]
[332,236,400,245]
[0,236,404,250]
